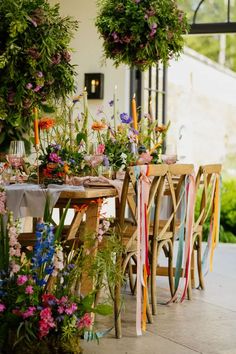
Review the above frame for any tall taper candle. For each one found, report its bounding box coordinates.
[132,94,138,132]
[33,107,39,147]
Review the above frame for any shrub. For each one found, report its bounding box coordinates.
[196,178,236,243]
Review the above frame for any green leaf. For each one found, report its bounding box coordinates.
[80,293,95,311]
[54,199,71,242]
[16,294,25,304]
[76,132,87,145]
[93,304,113,316]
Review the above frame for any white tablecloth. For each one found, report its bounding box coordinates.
[6,184,85,218]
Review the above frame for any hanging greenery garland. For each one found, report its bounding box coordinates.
[0,0,78,151]
[95,0,189,71]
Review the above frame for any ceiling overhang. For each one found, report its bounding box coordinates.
[190,22,236,34]
[188,0,236,34]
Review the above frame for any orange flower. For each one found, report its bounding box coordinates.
[64,163,70,174]
[155,125,167,133]
[91,121,107,131]
[38,117,55,130]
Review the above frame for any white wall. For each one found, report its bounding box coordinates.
[54,0,130,119]
[167,47,236,169]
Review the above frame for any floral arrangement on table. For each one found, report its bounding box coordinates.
[0,0,78,151]
[33,92,170,182]
[0,187,116,353]
[95,0,189,70]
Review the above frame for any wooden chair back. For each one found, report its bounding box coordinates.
[154,164,195,241]
[194,164,222,231]
[117,164,168,239]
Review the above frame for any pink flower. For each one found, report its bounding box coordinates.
[0,191,6,214]
[25,285,34,295]
[0,303,6,312]
[77,313,92,329]
[65,303,77,315]
[39,308,55,338]
[97,144,105,154]
[57,305,65,314]
[22,306,36,319]
[10,262,20,274]
[137,152,153,165]
[58,296,68,304]
[17,275,28,285]
[49,152,61,163]
[42,293,56,306]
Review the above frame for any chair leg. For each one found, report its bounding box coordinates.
[197,235,205,290]
[191,248,196,289]
[151,239,158,315]
[114,280,122,339]
[167,241,174,297]
[187,271,192,300]
[146,287,153,324]
[114,255,122,339]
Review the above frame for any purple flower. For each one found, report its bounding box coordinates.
[97,106,104,115]
[26,83,33,89]
[51,53,61,65]
[150,23,158,38]
[0,304,6,313]
[103,156,110,167]
[27,47,41,59]
[34,85,43,92]
[62,50,71,62]
[130,127,139,135]
[49,153,61,163]
[135,0,141,3]
[37,71,43,78]
[120,112,132,124]
[112,32,120,43]
[109,100,114,107]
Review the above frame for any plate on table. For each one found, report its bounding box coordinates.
[84,181,114,188]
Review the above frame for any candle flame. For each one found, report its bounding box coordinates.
[133,93,136,99]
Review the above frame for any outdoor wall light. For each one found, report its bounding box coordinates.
[84,73,104,99]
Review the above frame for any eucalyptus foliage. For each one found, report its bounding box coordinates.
[0,0,78,151]
[95,0,189,71]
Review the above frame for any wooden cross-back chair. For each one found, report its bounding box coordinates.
[113,164,168,339]
[150,164,194,315]
[190,164,222,290]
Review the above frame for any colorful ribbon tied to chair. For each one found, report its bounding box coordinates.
[202,174,221,275]
[134,165,151,336]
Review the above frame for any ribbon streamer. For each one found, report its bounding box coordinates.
[202,174,221,274]
[134,165,150,335]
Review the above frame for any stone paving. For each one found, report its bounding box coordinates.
[82,243,236,354]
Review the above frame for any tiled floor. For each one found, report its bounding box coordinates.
[82,243,236,354]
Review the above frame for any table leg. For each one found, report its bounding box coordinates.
[80,201,102,295]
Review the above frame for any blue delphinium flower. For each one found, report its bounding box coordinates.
[32,223,55,286]
[120,112,132,124]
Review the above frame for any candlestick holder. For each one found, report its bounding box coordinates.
[35,144,40,185]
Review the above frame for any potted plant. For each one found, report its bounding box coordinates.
[95,0,189,71]
[0,0,78,152]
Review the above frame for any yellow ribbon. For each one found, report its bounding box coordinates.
[210,175,220,272]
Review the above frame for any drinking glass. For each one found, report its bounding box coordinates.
[162,141,177,164]
[7,141,25,182]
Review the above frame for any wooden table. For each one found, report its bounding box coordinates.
[55,187,117,241]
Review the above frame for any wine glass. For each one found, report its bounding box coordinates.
[162,141,177,164]
[7,141,25,182]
